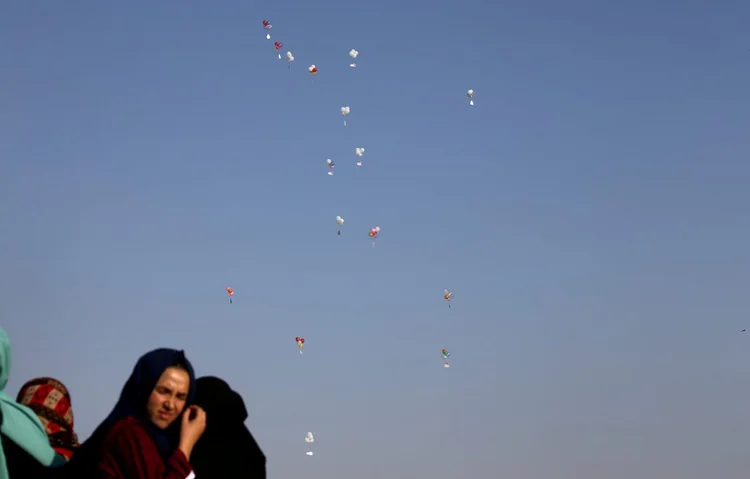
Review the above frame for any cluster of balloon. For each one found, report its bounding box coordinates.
[341,106,350,126]
[274,41,283,60]
[443,289,453,308]
[286,51,294,69]
[335,216,345,235]
[226,287,234,304]
[325,158,335,176]
[442,348,451,368]
[368,226,380,246]
[355,147,365,167]
[295,336,305,353]
[305,431,315,456]
[262,19,272,40]
[308,64,317,75]
[467,89,474,106]
[349,49,358,68]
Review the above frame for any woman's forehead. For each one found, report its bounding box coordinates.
[156,367,190,389]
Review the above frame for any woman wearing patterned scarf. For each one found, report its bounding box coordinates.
[16,378,79,461]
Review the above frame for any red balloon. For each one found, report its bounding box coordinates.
[295,337,300,342]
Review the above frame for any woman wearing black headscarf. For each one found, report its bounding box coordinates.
[66,348,206,479]
[190,376,266,478]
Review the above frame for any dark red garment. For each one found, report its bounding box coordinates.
[96,417,194,479]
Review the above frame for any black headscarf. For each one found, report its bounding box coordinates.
[190,376,266,479]
[65,348,196,477]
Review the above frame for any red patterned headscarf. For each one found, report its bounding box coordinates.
[16,377,80,460]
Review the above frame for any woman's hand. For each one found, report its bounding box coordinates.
[178,405,207,459]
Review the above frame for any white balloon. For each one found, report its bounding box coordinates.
[341,106,350,115]
[336,216,344,225]
[375,226,380,232]
[326,159,332,165]
[467,89,474,97]
[349,49,359,59]
[306,451,314,456]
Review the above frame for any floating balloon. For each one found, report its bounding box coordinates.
[262,20,272,30]
[444,289,453,308]
[349,49,359,59]
[326,158,335,176]
[336,215,344,235]
[467,89,474,106]
[441,348,451,359]
[286,51,294,67]
[341,106,350,126]
[295,336,305,353]
[368,226,380,246]
[226,287,234,304]
[308,64,318,75]
[305,431,314,456]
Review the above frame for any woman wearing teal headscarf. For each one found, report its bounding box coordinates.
[0,327,66,478]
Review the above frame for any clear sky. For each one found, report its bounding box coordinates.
[1,1,749,478]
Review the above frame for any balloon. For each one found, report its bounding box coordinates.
[308,65,318,75]
[349,49,359,59]
[336,216,345,226]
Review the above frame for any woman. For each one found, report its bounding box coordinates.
[16,377,79,461]
[0,327,67,478]
[67,348,206,479]
[190,376,266,479]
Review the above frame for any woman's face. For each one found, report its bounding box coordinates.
[146,366,190,429]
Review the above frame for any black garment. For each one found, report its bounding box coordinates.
[191,377,266,479]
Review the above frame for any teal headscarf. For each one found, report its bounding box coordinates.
[0,327,66,478]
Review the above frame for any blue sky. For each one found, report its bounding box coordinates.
[1,1,749,478]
